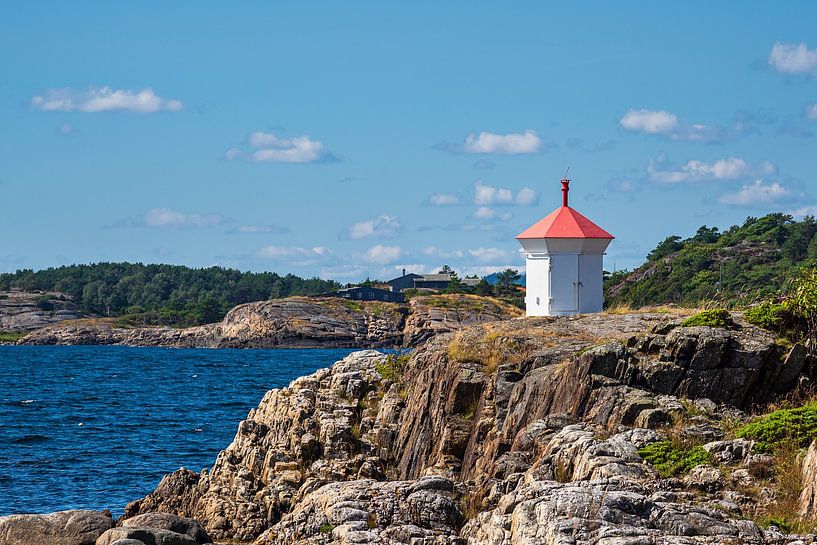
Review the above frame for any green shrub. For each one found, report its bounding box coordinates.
[375,353,411,382]
[758,516,794,533]
[637,440,712,477]
[681,308,733,328]
[736,402,817,453]
[745,301,791,331]
[318,523,333,533]
[0,330,27,343]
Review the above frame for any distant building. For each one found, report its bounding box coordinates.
[387,270,424,292]
[516,178,613,317]
[387,270,480,292]
[324,286,404,303]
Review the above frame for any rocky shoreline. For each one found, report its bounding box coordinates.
[5,310,817,544]
[13,295,521,349]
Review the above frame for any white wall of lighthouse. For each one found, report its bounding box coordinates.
[516,179,613,317]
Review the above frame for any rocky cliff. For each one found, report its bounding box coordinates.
[0,290,84,334]
[17,294,521,349]
[119,310,817,544]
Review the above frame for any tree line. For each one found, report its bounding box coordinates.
[605,213,817,308]
[0,263,340,326]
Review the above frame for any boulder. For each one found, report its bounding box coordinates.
[96,527,198,545]
[120,513,209,544]
[252,476,463,544]
[0,510,113,545]
[683,464,725,492]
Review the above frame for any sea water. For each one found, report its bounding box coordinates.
[0,345,360,516]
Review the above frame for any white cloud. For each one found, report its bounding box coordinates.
[31,86,182,113]
[227,131,331,163]
[57,123,75,135]
[468,247,509,262]
[472,207,512,221]
[619,109,757,143]
[769,42,817,75]
[255,245,333,266]
[718,180,793,206]
[142,208,223,228]
[647,156,772,184]
[789,205,817,218]
[805,103,817,121]
[473,181,538,206]
[346,215,401,240]
[515,187,538,206]
[619,109,679,134]
[363,245,402,264]
[427,193,461,206]
[462,130,542,154]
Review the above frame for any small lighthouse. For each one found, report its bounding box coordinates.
[516,179,614,317]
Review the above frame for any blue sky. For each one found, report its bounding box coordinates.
[2,2,817,281]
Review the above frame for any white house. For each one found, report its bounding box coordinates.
[516,179,613,317]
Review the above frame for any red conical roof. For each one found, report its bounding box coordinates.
[516,206,614,239]
[516,179,614,240]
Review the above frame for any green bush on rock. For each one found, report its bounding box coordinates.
[637,440,711,477]
[736,402,817,453]
[681,308,733,328]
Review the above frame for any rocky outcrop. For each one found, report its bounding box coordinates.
[393,314,792,484]
[402,295,523,346]
[125,350,404,541]
[254,476,464,544]
[123,311,817,543]
[461,477,796,544]
[0,290,84,332]
[0,509,114,545]
[18,294,518,349]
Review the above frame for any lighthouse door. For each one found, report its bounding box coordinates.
[550,254,579,314]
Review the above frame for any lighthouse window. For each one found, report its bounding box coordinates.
[536,297,540,305]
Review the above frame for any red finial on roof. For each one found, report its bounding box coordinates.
[561,179,570,207]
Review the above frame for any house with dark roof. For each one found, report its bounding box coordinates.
[387,270,480,292]
[323,286,404,303]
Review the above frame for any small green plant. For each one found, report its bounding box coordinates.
[680,308,733,328]
[745,301,792,332]
[375,353,411,382]
[637,440,712,477]
[736,401,817,453]
[759,516,794,533]
[0,330,27,343]
[318,523,333,533]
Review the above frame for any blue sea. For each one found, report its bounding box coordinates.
[0,346,361,516]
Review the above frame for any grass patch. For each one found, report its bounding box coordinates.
[681,308,733,328]
[318,523,333,533]
[638,440,712,477]
[736,401,817,453]
[0,330,27,343]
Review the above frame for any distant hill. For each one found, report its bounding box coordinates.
[605,213,817,308]
[0,263,340,326]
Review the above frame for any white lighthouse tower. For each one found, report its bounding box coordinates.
[516,179,614,317]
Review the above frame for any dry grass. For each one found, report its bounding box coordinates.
[748,439,817,534]
[417,293,524,317]
[604,303,696,317]
[447,322,563,374]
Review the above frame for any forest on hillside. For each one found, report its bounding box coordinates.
[0,263,340,326]
[605,213,817,308]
